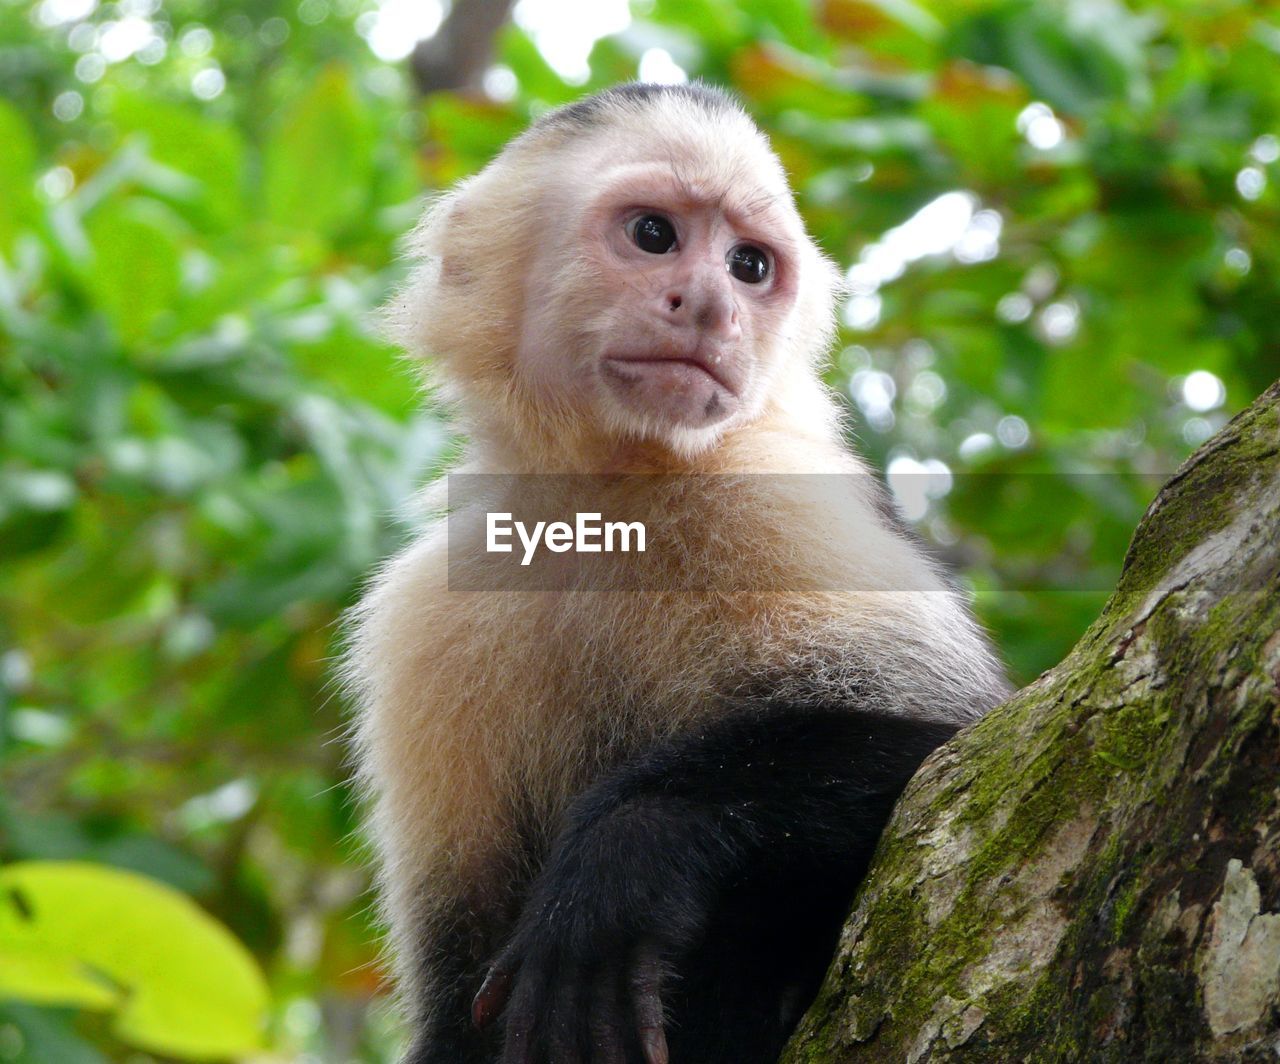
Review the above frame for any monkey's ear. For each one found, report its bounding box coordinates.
[376,184,488,358]
[403,190,460,259]
[374,192,456,350]
[438,206,472,285]
[414,192,475,286]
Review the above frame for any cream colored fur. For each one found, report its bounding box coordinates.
[346,86,1006,1036]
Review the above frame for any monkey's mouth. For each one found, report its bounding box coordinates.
[604,354,735,393]
[600,352,742,429]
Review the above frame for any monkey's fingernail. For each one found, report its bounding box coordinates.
[472,968,512,1029]
[641,1028,669,1064]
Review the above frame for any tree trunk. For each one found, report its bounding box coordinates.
[783,379,1280,1063]
[409,0,515,96]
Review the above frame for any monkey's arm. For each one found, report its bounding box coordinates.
[473,708,958,1064]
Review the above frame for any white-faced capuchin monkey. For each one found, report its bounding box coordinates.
[347,82,1009,1064]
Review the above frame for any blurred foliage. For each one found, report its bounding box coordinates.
[0,0,1277,1058]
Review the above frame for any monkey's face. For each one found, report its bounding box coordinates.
[513,140,809,455]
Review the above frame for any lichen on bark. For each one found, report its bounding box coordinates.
[783,380,1280,1063]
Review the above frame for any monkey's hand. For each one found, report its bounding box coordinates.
[471,709,958,1063]
[471,793,724,1064]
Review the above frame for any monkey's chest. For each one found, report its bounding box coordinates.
[472,592,864,778]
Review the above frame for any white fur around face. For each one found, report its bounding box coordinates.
[381,90,842,471]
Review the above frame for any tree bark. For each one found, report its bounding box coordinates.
[410,0,515,96]
[783,379,1280,1062]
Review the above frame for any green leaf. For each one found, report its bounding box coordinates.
[293,325,416,414]
[920,61,1027,182]
[0,945,118,1009]
[0,861,269,1061]
[820,0,942,68]
[264,65,374,238]
[82,199,183,344]
[0,101,38,252]
[109,93,245,231]
[948,0,1153,116]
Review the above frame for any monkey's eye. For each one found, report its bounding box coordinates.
[728,245,770,284]
[631,215,677,254]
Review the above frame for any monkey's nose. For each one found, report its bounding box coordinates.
[663,281,740,342]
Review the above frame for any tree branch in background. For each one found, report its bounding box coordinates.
[410,0,516,96]
[785,379,1280,1062]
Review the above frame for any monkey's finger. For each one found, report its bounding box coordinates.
[498,965,545,1064]
[499,991,538,1064]
[586,963,627,1064]
[545,967,586,1064]
[629,943,669,1064]
[472,963,515,1030]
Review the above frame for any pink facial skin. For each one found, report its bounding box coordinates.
[514,157,804,453]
